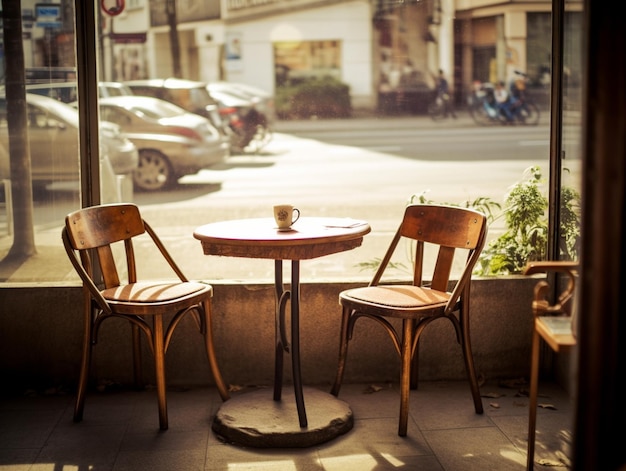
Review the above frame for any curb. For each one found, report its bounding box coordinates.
[273,113,479,133]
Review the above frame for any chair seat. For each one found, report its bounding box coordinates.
[102,281,209,303]
[342,285,450,308]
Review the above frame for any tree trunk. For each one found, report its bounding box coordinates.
[166,0,182,78]
[1,0,37,259]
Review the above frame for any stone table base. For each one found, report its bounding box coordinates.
[212,387,354,448]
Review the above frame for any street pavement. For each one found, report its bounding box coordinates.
[0,113,554,283]
[273,110,480,133]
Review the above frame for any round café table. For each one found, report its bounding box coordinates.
[193,216,370,447]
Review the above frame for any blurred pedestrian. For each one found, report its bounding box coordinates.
[435,69,456,118]
[508,72,528,121]
[494,81,514,122]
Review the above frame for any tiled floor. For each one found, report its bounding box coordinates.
[0,380,573,470]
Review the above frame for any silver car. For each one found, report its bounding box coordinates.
[99,95,230,191]
[0,93,138,192]
[100,120,140,176]
[123,78,232,143]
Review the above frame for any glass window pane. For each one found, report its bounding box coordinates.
[1,0,580,284]
[559,1,584,262]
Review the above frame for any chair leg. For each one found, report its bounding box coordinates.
[410,341,419,390]
[152,314,168,430]
[74,297,93,423]
[200,299,230,401]
[330,305,351,396]
[131,323,143,390]
[398,318,414,437]
[527,323,541,471]
[460,305,483,414]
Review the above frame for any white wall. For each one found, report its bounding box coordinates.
[221,1,374,107]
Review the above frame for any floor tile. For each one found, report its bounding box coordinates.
[0,381,574,471]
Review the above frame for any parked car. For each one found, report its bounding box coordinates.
[0,93,137,195]
[99,120,139,176]
[99,81,134,98]
[123,78,232,147]
[98,95,229,191]
[19,81,135,104]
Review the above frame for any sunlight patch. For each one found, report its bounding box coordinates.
[321,454,378,470]
[228,460,297,470]
[380,452,406,467]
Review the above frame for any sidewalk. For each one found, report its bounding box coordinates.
[273,110,478,133]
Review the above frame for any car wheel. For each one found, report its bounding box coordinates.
[133,149,174,191]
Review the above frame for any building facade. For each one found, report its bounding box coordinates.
[11,0,580,112]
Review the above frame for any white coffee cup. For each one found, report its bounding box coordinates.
[273,204,300,230]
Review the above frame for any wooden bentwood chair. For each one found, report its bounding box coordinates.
[62,203,230,430]
[523,261,578,470]
[330,204,488,436]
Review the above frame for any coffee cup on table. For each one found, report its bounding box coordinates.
[274,204,300,230]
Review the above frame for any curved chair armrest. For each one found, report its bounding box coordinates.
[523,261,579,316]
[143,219,188,282]
[523,260,579,276]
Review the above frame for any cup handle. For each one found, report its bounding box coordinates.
[292,208,300,224]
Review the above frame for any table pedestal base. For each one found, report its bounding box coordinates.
[212,387,353,448]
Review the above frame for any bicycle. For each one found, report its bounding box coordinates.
[428,92,456,121]
[508,96,540,125]
[242,124,273,154]
[467,81,540,126]
[229,109,273,154]
[507,71,541,125]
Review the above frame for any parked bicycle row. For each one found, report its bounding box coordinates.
[429,71,541,126]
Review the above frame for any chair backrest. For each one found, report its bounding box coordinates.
[371,204,488,310]
[64,203,145,288]
[63,204,188,310]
